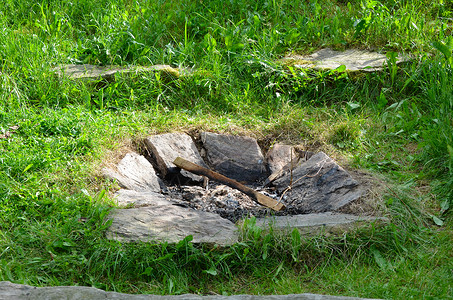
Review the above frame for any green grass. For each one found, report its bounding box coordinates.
[1,0,452,298]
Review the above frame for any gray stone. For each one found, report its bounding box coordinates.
[113,189,173,208]
[282,48,407,72]
[52,64,180,80]
[265,150,315,186]
[201,132,266,183]
[106,205,238,246]
[247,212,387,236]
[0,281,382,300]
[145,133,208,182]
[266,144,299,174]
[102,153,161,192]
[273,152,363,213]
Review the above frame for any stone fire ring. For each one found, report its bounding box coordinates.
[103,133,386,246]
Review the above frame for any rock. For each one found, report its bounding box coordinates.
[51,64,180,81]
[282,48,408,72]
[265,144,299,174]
[246,212,387,236]
[106,205,238,246]
[113,189,173,208]
[145,133,208,182]
[264,149,315,186]
[102,152,161,192]
[201,132,266,184]
[134,65,181,78]
[273,152,363,213]
[0,281,382,300]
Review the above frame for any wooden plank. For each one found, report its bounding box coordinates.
[173,157,285,211]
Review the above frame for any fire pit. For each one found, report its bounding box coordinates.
[103,132,381,246]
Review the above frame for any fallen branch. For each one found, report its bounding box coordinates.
[173,157,285,211]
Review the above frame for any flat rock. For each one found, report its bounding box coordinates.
[113,189,173,208]
[265,150,315,186]
[265,144,299,174]
[102,152,161,192]
[201,132,266,183]
[273,152,363,213]
[145,133,208,182]
[282,48,407,72]
[0,281,382,300]
[106,205,238,246]
[248,212,387,236]
[52,64,180,80]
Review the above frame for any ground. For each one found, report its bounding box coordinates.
[0,0,452,298]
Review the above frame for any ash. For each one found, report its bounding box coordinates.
[167,183,280,223]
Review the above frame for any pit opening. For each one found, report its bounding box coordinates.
[130,132,370,223]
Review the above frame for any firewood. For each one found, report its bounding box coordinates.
[173,157,284,211]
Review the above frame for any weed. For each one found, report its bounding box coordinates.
[328,122,361,150]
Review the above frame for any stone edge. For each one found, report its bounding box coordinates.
[0,281,381,300]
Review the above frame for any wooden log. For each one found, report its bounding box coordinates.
[173,157,285,211]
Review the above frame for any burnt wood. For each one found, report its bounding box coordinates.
[173,157,285,211]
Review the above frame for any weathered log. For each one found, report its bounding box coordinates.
[173,157,285,211]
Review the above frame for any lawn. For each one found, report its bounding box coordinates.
[0,0,452,298]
